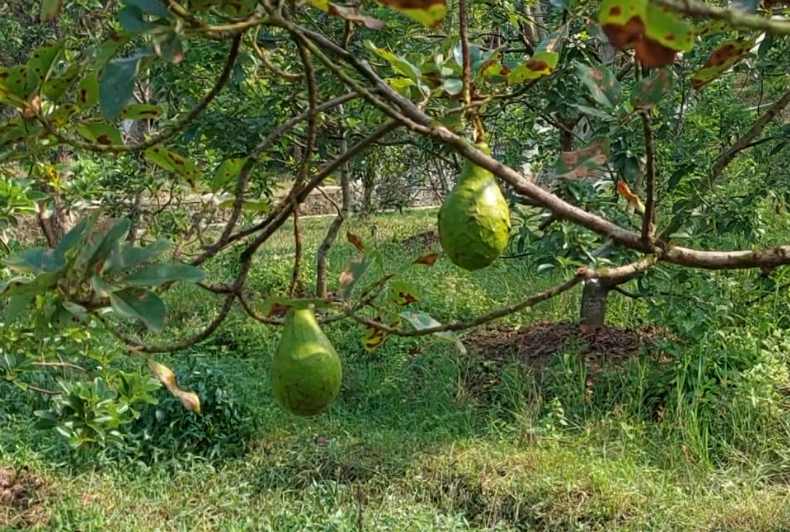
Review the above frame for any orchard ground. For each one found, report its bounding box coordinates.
[3,209,790,531]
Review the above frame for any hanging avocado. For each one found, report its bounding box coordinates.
[272,306,342,416]
[438,143,511,271]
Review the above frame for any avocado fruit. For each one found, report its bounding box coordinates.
[272,307,342,416]
[438,143,511,271]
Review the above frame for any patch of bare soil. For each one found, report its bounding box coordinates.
[400,229,439,252]
[466,322,672,367]
[0,468,50,529]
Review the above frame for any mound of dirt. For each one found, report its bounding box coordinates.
[0,468,49,529]
[466,322,670,366]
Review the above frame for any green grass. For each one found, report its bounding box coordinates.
[4,210,790,531]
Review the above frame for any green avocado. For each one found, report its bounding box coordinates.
[272,307,342,417]
[438,143,511,271]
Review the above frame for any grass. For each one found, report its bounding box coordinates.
[3,210,790,531]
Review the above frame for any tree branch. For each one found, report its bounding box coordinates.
[653,0,790,35]
[345,276,582,336]
[640,111,656,240]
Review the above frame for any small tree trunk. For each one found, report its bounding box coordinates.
[361,167,375,214]
[316,129,351,298]
[580,279,609,328]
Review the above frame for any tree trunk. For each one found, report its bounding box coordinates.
[361,166,375,214]
[580,279,609,328]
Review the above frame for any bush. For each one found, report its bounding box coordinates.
[128,357,257,463]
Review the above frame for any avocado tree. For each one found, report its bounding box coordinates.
[1,0,790,437]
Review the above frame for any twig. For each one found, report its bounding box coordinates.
[37,34,243,153]
[289,197,303,296]
[250,27,303,81]
[460,0,472,112]
[31,361,88,372]
[96,294,236,353]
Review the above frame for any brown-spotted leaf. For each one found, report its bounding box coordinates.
[374,0,446,29]
[630,68,673,109]
[413,252,439,266]
[553,137,609,180]
[389,280,419,306]
[362,315,402,352]
[339,255,371,299]
[347,231,365,252]
[598,0,693,67]
[692,37,755,90]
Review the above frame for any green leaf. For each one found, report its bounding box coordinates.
[5,247,66,274]
[124,263,206,286]
[0,66,38,102]
[442,78,463,95]
[41,0,62,21]
[219,0,257,17]
[5,293,34,323]
[105,239,172,274]
[122,0,172,18]
[400,311,466,354]
[630,68,673,109]
[374,0,445,28]
[153,30,184,64]
[94,35,131,70]
[110,288,167,331]
[121,104,165,120]
[76,121,123,146]
[144,146,202,185]
[119,6,159,33]
[572,103,616,121]
[100,56,142,120]
[55,216,93,263]
[575,62,622,109]
[76,72,99,110]
[28,42,64,84]
[211,157,248,192]
[365,41,427,94]
[43,63,81,102]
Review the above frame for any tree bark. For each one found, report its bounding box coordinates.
[580,279,609,328]
[316,128,351,297]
